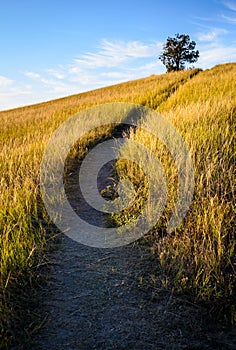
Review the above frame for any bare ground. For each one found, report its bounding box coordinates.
[24,235,235,350]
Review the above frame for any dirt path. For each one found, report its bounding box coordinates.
[26,125,235,350]
[29,236,235,350]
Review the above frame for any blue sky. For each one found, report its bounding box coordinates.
[0,0,236,110]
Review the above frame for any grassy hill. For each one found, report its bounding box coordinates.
[0,63,235,347]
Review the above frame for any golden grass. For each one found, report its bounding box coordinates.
[0,63,235,346]
[114,63,235,322]
[1,69,196,346]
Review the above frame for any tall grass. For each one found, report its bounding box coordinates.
[0,64,234,346]
[1,70,193,346]
[113,63,236,322]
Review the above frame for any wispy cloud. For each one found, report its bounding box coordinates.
[221,1,236,23]
[66,39,163,88]
[0,75,14,87]
[24,70,79,94]
[198,42,236,67]
[0,75,31,96]
[24,72,41,79]
[193,3,236,66]
[0,39,165,110]
[221,14,236,23]
[22,39,163,95]
[47,68,66,80]
[197,28,227,41]
[72,39,162,68]
[0,75,33,110]
[223,1,236,11]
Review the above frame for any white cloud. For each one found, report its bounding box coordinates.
[72,39,162,69]
[0,75,33,110]
[221,1,236,22]
[24,71,41,79]
[66,39,164,88]
[197,28,227,41]
[221,14,236,23]
[0,75,13,87]
[47,68,66,79]
[195,21,236,67]
[139,61,162,71]
[23,40,163,85]
[198,43,236,68]
[0,75,31,95]
[101,39,161,58]
[24,71,69,91]
[100,71,131,79]
[198,32,216,41]
[223,1,236,11]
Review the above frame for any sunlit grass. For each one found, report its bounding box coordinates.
[113,63,235,323]
[0,63,235,346]
[1,71,186,345]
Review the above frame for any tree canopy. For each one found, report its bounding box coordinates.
[159,34,199,73]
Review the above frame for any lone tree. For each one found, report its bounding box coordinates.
[159,33,199,72]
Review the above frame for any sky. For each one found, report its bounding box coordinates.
[0,0,236,111]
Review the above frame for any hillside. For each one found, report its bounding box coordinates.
[0,63,235,348]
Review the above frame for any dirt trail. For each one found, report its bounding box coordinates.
[29,237,235,350]
[27,125,235,350]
